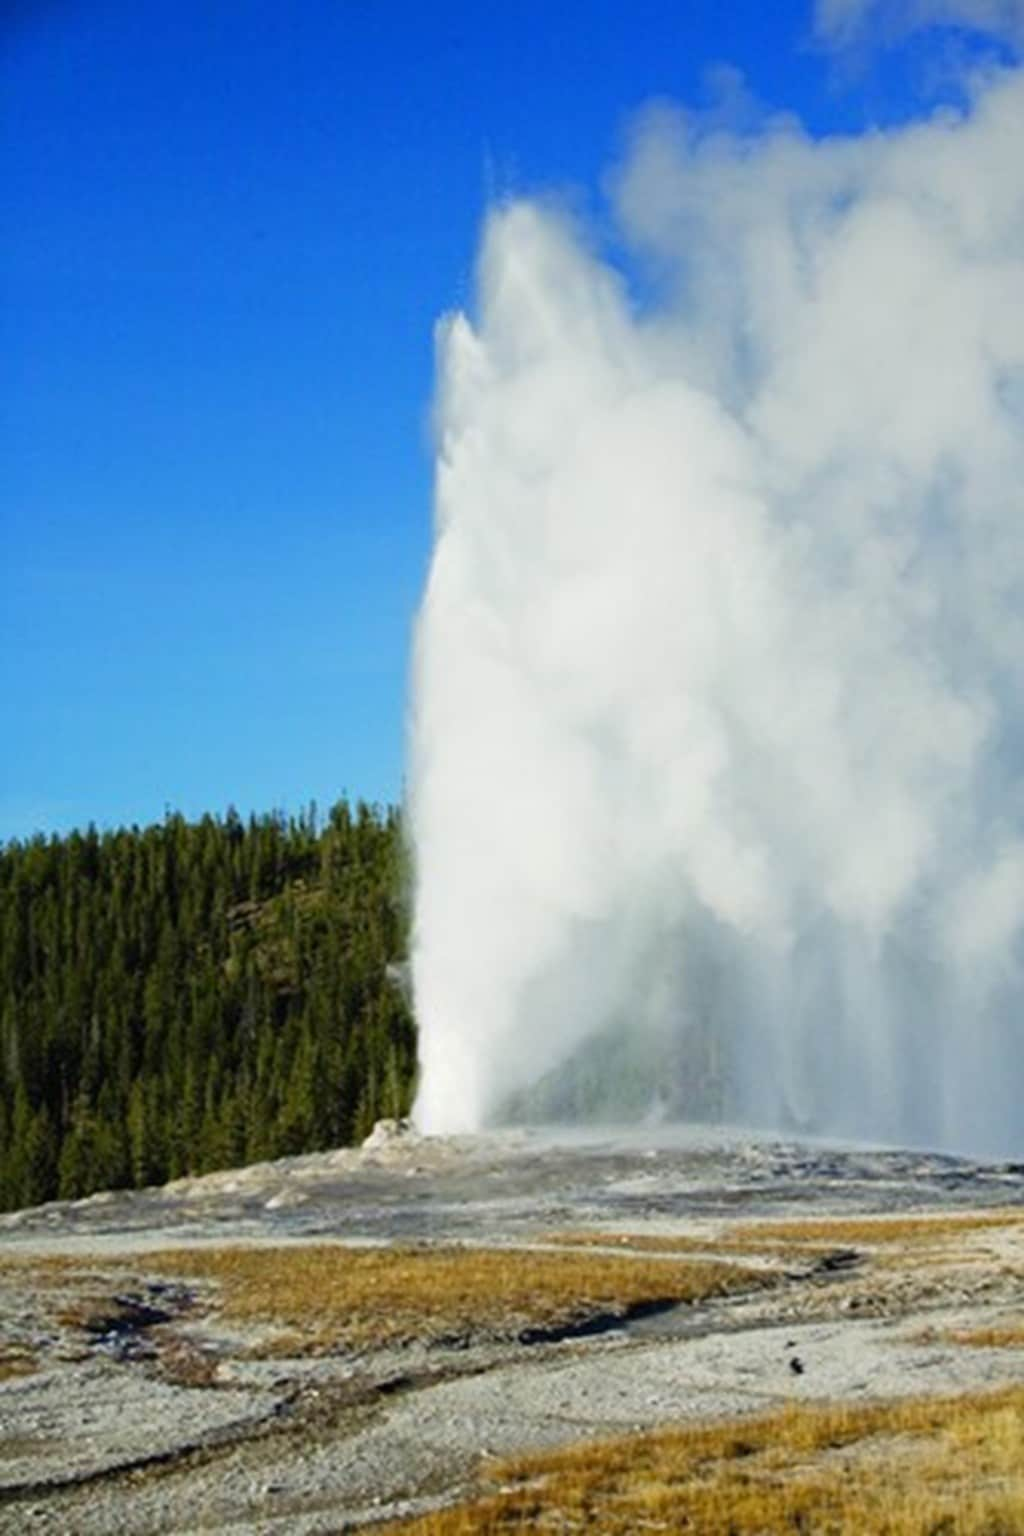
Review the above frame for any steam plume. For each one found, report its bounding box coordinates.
[816,0,1024,47]
[409,65,1024,1155]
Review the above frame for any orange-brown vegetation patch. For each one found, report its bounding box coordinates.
[550,1210,1024,1273]
[134,1243,778,1353]
[382,1386,1024,1535]
[0,1348,37,1382]
[729,1209,1024,1247]
[547,1228,835,1263]
[947,1319,1024,1349]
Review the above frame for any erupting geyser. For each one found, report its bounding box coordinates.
[409,63,1024,1155]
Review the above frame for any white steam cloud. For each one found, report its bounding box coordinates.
[409,66,1024,1156]
[816,0,1024,46]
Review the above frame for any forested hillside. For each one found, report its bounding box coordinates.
[0,801,416,1211]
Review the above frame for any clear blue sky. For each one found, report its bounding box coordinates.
[1,0,1006,841]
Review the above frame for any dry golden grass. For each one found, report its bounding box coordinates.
[0,1347,37,1381]
[152,1335,221,1387]
[549,1210,1024,1276]
[947,1319,1024,1349]
[728,1209,1024,1247]
[133,1244,778,1353]
[0,1254,85,1277]
[52,1295,114,1330]
[548,1228,715,1253]
[547,1228,836,1262]
[382,1386,1024,1534]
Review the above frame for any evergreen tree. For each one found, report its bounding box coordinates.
[0,799,415,1210]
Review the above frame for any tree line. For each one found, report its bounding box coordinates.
[0,800,417,1211]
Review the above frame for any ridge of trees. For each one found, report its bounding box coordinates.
[0,800,417,1211]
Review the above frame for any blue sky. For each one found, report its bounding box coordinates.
[1,0,1010,841]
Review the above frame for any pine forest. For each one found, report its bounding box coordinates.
[0,801,417,1211]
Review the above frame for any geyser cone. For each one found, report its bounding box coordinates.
[410,79,1024,1155]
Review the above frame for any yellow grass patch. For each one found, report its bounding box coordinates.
[548,1229,714,1253]
[0,1254,83,1277]
[134,1244,777,1353]
[948,1319,1024,1349]
[0,1348,37,1382]
[549,1210,1024,1275]
[547,1228,837,1263]
[382,1386,1024,1534]
[728,1209,1024,1247]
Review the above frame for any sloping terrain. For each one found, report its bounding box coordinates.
[1,1126,1023,1533]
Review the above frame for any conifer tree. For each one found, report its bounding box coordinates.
[0,799,415,1210]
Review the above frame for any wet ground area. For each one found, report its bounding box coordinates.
[2,1125,1022,1254]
